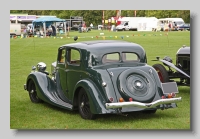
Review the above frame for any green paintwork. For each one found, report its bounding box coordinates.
[25,40,180,115]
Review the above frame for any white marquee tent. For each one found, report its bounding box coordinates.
[137,17,158,31]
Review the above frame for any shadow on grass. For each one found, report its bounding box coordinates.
[38,101,179,122]
[95,110,175,122]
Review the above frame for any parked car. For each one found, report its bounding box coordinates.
[152,45,190,86]
[177,23,190,31]
[24,40,182,119]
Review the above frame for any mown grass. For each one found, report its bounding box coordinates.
[10,30,190,129]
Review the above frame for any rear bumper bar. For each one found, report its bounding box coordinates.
[105,97,182,109]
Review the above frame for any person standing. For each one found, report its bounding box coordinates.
[168,22,171,31]
[51,25,56,36]
[82,22,86,32]
[78,23,82,33]
[174,22,177,31]
[90,23,93,28]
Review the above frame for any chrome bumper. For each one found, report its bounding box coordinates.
[105,97,182,109]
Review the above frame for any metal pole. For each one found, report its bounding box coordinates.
[43,22,46,37]
[102,10,104,30]
[32,23,34,36]
[64,21,66,36]
[68,21,69,36]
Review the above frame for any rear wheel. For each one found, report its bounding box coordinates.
[78,88,96,120]
[28,80,43,103]
[153,64,169,83]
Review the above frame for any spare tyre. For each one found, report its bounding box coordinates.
[117,68,156,102]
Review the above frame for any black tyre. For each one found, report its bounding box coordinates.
[118,69,156,102]
[153,64,169,83]
[28,80,43,103]
[78,88,96,120]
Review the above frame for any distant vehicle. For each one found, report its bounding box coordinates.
[157,18,185,31]
[152,45,190,86]
[116,17,146,31]
[177,23,190,31]
[10,23,21,36]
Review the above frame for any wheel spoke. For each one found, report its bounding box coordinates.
[78,89,95,119]
[28,81,42,103]
[80,94,91,116]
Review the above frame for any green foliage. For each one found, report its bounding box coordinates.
[10,30,190,129]
[10,10,190,24]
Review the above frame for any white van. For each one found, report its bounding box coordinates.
[116,17,146,31]
[10,23,21,36]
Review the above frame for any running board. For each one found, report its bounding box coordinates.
[43,89,73,110]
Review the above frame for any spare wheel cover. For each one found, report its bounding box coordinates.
[118,68,156,102]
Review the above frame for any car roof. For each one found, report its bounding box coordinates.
[61,40,145,53]
[61,40,147,64]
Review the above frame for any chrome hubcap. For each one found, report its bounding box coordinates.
[136,82,142,87]
[81,102,84,108]
[30,90,34,94]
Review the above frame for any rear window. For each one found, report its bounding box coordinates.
[102,53,120,63]
[122,52,139,62]
[102,52,139,64]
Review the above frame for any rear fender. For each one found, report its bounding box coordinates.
[74,79,116,114]
[159,59,190,78]
[153,57,190,78]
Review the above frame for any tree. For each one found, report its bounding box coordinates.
[10,10,191,24]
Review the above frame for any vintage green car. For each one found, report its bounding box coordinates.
[24,40,182,119]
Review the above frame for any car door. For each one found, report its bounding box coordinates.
[65,48,82,100]
[56,47,68,97]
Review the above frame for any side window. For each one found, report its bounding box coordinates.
[102,53,120,64]
[68,49,81,66]
[122,52,139,62]
[58,49,66,63]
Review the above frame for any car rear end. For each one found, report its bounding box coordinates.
[89,62,181,114]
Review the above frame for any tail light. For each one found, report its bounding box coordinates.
[162,92,176,99]
[109,97,114,102]
[119,98,124,102]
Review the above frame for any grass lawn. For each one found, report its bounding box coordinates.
[10,30,190,129]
